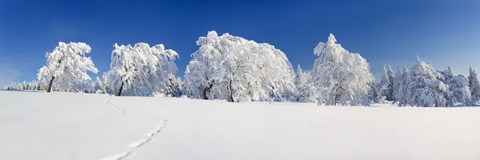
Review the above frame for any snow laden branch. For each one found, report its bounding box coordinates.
[37,42,98,92]
[104,42,181,97]
[311,34,374,106]
[184,31,295,102]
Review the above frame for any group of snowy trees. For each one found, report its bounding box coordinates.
[3,79,103,93]
[5,41,181,96]
[4,80,46,91]
[4,31,480,107]
[372,58,480,107]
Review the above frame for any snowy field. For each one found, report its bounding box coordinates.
[1,91,480,160]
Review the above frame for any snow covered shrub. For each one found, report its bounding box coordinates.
[184,31,295,102]
[37,42,98,92]
[311,33,374,106]
[104,43,179,96]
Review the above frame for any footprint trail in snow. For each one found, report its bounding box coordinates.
[104,97,126,115]
[100,97,168,160]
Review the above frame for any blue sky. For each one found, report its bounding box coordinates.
[0,0,479,86]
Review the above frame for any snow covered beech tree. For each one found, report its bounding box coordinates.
[294,65,317,102]
[376,66,395,102]
[311,33,374,106]
[184,31,295,102]
[468,66,480,104]
[104,43,179,96]
[441,67,471,106]
[37,42,98,92]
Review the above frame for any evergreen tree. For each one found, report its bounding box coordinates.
[377,66,395,102]
[468,66,480,104]
[94,76,103,94]
[441,67,471,106]
[406,57,448,107]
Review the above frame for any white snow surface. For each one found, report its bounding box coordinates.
[1,91,480,160]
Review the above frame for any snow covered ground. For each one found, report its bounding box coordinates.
[1,91,480,160]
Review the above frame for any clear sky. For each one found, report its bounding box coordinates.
[0,0,479,87]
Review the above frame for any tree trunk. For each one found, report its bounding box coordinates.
[203,82,214,100]
[228,72,235,102]
[228,79,234,102]
[331,84,339,106]
[203,88,208,100]
[117,82,124,96]
[46,76,55,93]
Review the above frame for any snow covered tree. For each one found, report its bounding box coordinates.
[104,42,179,96]
[165,77,183,97]
[5,80,47,91]
[184,31,295,102]
[393,66,411,106]
[37,42,98,92]
[93,76,103,94]
[294,65,317,102]
[102,73,110,95]
[440,67,471,106]
[440,67,454,82]
[311,33,374,106]
[368,81,379,103]
[376,66,395,102]
[468,66,480,104]
[449,75,471,106]
[4,82,21,90]
[406,57,448,107]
